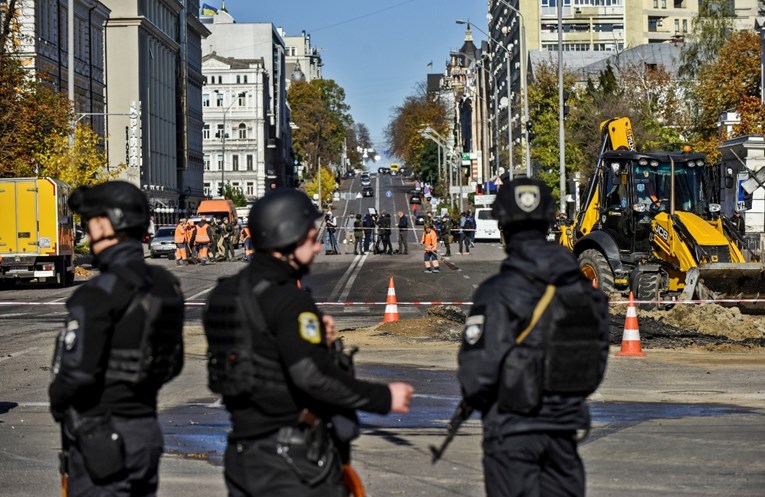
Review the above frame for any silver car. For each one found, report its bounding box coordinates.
[149,226,177,259]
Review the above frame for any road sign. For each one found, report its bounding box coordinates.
[741,167,765,195]
[386,191,392,198]
[430,198,438,207]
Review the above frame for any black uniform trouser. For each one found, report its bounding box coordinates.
[483,431,584,497]
[66,416,163,497]
[224,435,347,497]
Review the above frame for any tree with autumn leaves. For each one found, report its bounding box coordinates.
[0,2,115,187]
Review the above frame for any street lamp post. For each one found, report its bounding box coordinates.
[214,90,246,197]
[456,20,514,180]
[473,59,500,180]
[496,0,531,177]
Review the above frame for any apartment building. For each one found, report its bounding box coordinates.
[279,28,323,88]
[201,8,294,201]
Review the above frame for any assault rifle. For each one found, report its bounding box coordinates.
[429,400,475,464]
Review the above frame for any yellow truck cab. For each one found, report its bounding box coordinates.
[0,177,76,287]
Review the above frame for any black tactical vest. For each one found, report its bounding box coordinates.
[498,275,609,415]
[203,274,289,399]
[106,266,184,387]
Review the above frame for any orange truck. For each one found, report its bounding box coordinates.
[196,199,241,247]
[0,177,76,287]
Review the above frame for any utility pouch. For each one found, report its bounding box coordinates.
[67,411,125,482]
[498,346,545,414]
[276,424,336,487]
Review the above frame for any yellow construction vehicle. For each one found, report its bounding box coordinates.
[560,118,764,311]
[0,177,76,287]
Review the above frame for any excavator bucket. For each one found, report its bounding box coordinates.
[684,264,765,314]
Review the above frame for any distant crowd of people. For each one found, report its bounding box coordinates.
[172,216,252,266]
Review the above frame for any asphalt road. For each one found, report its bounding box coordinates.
[1,173,764,496]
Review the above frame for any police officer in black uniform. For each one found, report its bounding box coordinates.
[203,189,414,497]
[457,178,610,497]
[50,181,185,497]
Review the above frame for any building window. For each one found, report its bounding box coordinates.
[204,183,210,195]
[682,19,688,32]
[217,158,223,171]
[218,75,222,84]
[216,92,223,107]
[216,124,224,139]
[238,123,247,139]
[236,75,241,84]
[244,75,248,83]
[203,124,210,139]
[204,157,210,170]
[238,93,247,106]
[203,94,210,107]
[203,76,207,85]
[247,154,253,171]
[246,182,254,195]
[233,155,239,171]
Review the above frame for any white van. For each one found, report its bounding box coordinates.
[474,208,501,240]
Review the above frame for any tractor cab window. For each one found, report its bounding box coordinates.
[633,161,706,214]
[605,162,628,210]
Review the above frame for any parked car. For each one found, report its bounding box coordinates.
[474,207,501,240]
[149,226,177,259]
[362,186,374,197]
[414,212,426,225]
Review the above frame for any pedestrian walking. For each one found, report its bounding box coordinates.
[440,215,452,257]
[174,217,189,265]
[353,213,364,255]
[458,211,470,255]
[221,217,235,261]
[397,211,409,255]
[465,209,476,247]
[457,178,610,497]
[202,189,414,496]
[51,181,184,497]
[193,217,214,264]
[421,224,440,273]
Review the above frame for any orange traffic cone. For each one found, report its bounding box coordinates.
[616,292,646,357]
[383,277,400,323]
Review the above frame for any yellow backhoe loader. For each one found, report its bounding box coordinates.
[559,118,764,312]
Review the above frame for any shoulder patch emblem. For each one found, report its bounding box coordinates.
[298,312,322,344]
[463,314,485,345]
[64,320,79,351]
[515,185,540,213]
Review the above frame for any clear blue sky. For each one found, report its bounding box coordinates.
[217,0,488,150]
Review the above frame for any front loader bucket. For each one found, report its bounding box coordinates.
[686,263,765,314]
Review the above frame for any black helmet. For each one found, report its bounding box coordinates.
[248,189,322,250]
[492,178,555,232]
[68,181,150,238]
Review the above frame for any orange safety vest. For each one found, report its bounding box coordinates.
[421,230,438,252]
[195,225,210,243]
[174,224,187,243]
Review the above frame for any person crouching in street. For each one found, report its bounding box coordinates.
[421,224,440,273]
[457,178,610,497]
[202,189,415,497]
[50,181,185,497]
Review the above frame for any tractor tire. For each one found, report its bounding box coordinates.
[635,272,661,310]
[578,249,615,292]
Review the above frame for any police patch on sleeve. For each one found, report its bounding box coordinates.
[298,312,322,344]
[64,319,79,351]
[463,314,485,346]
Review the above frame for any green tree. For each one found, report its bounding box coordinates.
[289,79,353,175]
[679,0,736,79]
[223,183,247,207]
[303,166,336,207]
[35,124,123,187]
[385,82,448,172]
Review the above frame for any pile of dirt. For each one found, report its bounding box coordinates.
[74,266,93,278]
[371,303,765,351]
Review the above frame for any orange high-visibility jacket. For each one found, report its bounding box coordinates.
[174,224,187,243]
[421,230,438,252]
[195,224,210,243]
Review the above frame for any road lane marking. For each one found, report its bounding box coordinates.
[0,313,29,318]
[186,287,214,301]
[338,253,368,302]
[328,254,362,300]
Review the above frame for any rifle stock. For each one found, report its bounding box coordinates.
[429,400,474,464]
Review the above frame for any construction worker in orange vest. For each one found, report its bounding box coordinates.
[174,218,188,265]
[240,225,253,263]
[421,224,440,273]
[194,217,214,265]
[185,219,196,262]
